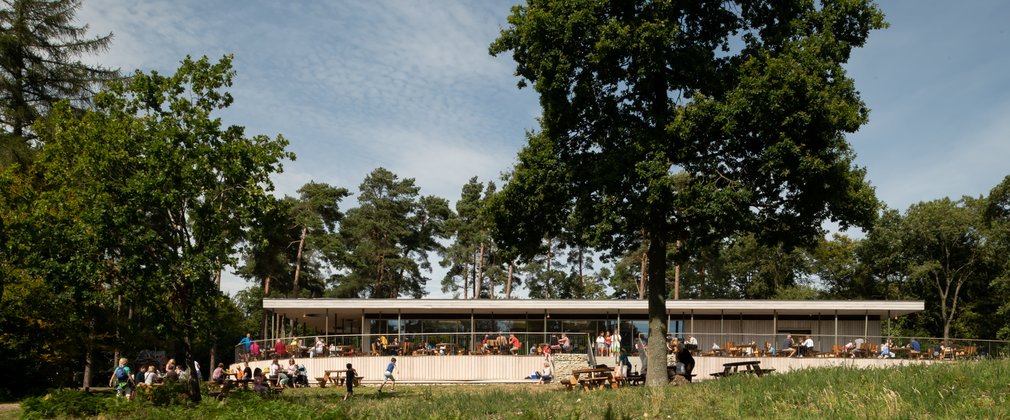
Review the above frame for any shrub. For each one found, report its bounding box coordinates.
[20,389,104,419]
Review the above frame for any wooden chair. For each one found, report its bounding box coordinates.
[956,346,976,359]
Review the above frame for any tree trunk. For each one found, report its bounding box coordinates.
[262,274,271,339]
[293,226,307,295]
[579,247,585,297]
[472,249,479,299]
[463,261,469,299]
[376,254,385,297]
[638,252,647,300]
[645,228,668,388]
[83,317,95,389]
[505,261,514,299]
[209,346,216,380]
[673,240,681,300]
[477,241,486,298]
[545,241,553,299]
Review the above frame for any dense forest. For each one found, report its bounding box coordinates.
[2,0,1009,397]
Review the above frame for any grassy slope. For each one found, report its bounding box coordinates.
[17,359,1010,419]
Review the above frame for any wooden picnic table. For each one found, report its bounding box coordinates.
[568,367,617,390]
[329,345,354,357]
[316,369,365,388]
[711,360,774,378]
[435,342,460,355]
[728,344,756,357]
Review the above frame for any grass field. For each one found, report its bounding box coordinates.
[12,359,1010,419]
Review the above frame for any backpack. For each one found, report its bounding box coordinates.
[115,366,128,381]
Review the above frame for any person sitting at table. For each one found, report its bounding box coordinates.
[328,342,338,355]
[252,367,267,393]
[676,344,696,382]
[143,365,158,386]
[269,357,284,385]
[558,333,572,353]
[781,335,796,357]
[242,361,252,381]
[686,335,698,351]
[764,341,775,356]
[907,338,921,355]
[509,334,522,355]
[310,337,325,358]
[285,359,299,387]
[480,334,491,353]
[799,336,814,357]
[879,340,895,358]
[538,362,554,384]
[211,363,226,385]
[849,337,865,357]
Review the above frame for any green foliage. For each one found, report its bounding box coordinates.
[17,360,1010,418]
[337,168,451,298]
[0,0,118,167]
[135,381,197,407]
[490,0,884,385]
[20,389,105,419]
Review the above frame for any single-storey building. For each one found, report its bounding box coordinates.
[261,299,924,354]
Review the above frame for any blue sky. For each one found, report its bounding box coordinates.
[77,1,1010,296]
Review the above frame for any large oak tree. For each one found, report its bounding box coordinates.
[490,0,882,386]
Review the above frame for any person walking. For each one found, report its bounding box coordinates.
[109,357,136,400]
[343,363,357,400]
[378,357,396,393]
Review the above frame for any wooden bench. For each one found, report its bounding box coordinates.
[578,377,609,390]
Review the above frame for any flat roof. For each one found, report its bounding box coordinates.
[264,299,924,329]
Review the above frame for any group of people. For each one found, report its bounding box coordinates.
[594,329,622,357]
[108,357,203,400]
[778,335,816,357]
[240,333,356,361]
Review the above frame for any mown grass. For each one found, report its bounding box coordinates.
[15,359,1010,419]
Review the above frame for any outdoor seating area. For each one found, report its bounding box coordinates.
[710,361,775,378]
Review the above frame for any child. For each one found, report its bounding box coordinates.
[108,357,135,400]
[379,357,396,393]
[343,363,357,400]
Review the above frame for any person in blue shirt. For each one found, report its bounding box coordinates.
[238,333,253,361]
[379,357,396,393]
[909,338,921,352]
[781,335,796,357]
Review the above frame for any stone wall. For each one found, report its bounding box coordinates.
[551,353,590,380]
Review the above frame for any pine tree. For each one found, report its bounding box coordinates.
[0,0,117,166]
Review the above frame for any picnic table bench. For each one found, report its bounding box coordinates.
[710,361,774,378]
[566,367,617,390]
[317,370,365,388]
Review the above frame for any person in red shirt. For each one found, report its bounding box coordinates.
[509,334,521,355]
[274,339,287,357]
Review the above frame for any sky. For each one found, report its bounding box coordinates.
[76,0,1010,297]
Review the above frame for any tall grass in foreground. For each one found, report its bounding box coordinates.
[16,359,1010,419]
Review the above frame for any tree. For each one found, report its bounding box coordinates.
[900,197,990,345]
[338,168,451,298]
[34,55,293,401]
[289,182,350,294]
[0,0,117,166]
[985,175,1010,339]
[490,0,882,386]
